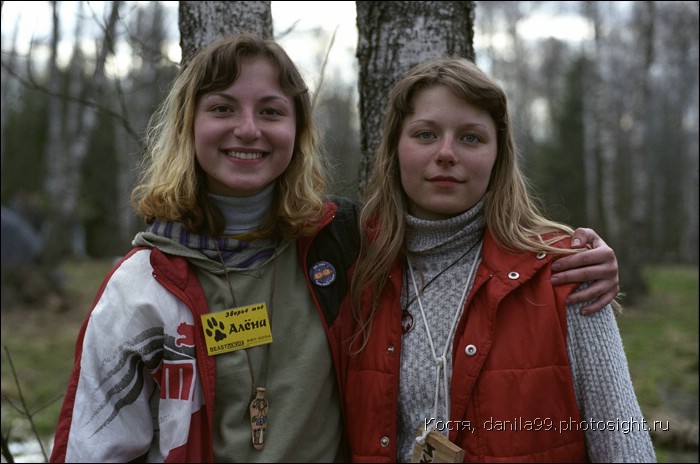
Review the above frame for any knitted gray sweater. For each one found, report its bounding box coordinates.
[396,202,656,462]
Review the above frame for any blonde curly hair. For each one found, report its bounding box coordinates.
[131,33,327,240]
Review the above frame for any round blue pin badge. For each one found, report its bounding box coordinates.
[310,261,336,287]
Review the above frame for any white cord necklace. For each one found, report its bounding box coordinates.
[406,241,483,438]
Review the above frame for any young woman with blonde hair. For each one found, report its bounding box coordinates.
[344,57,655,463]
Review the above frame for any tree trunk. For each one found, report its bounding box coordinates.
[1,14,20,172]
[355,0,475,190]
[622,1,656,296]
[178,1,273,65]
[42,1,63,260]
[584,1,650,302]
[42,1,122,265]
[113,1,172,247]
[589,3,621,247]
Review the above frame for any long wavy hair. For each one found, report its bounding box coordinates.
[350,57,578,351]
[131,33,327,239]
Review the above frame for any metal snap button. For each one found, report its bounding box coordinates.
[465,344,477,356]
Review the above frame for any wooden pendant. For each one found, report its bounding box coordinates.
[401,309,415,334]
[411,427,464,462]
[250,387,269,450]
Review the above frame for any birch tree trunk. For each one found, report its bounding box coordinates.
[681,122,699,264]
[178,1,273,65]
[42,2,63,253]
[42,1,122,265]
[0,13,19,171]
[584,2,621,244]
[581,69,600,228]
[113,1,172,246]
[583,1,652,300]
[621,1,655,295]
[666,3,700,263]
[500,2,537,165]
[355,1,475,190]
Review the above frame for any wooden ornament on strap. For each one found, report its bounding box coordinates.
[250,387,269,450]
[411,427,464,463]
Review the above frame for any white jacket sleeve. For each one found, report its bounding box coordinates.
[60,250,202,462]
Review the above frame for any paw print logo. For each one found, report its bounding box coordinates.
[205,317,227,342]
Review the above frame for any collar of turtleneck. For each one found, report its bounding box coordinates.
[209,183,276,236]
[404,198,486,255]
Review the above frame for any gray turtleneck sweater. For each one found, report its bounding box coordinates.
[396,201,656,463]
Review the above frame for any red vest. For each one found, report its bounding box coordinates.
[343,231,588,462]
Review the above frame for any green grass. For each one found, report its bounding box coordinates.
[616,265,699,462]
[1,261,698,461]
[1,258,112,447]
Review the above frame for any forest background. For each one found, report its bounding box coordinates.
[1,0,698,462]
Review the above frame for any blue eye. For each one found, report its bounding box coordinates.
[261,108,283,117]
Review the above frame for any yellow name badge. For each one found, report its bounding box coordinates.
[201,302,273,356]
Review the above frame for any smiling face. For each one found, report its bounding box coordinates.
[397,85,498,221]
[194,57,296,197]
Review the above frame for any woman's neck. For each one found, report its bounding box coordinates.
[405,199,486,255]
[209,183,275,236]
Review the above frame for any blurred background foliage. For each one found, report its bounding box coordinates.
[1,1,697,461]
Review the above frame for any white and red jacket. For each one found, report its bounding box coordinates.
[50,200,359,462]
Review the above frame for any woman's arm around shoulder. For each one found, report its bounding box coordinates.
[551,227,620,315]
